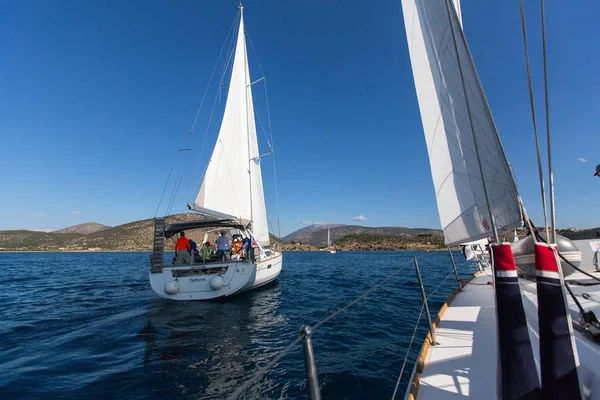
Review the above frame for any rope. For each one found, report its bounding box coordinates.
[311,259,414,331]
[187,15,240,204]
[228,258,416,399]
[518,0,550,240]
[156,11,239,216]
[154,166,174,217]
[189,10,239,139]
[246,32,281,238]
[541,0,557,244]
[426,270,455,300]
[226,335,304,400]
[391,304,424,400]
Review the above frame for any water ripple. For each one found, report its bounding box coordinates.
[0,251,477,399]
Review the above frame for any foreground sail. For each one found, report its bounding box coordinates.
[401,0,540,398]
[402,0,521,246]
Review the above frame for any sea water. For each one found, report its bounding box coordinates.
[0,251,478,399]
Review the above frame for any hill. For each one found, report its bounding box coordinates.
[281,223,346,242]
[558,228,600,241]
[333,233,443,251]
[285,224,443,246]
[54,222,111,234]
[0,214,282,252]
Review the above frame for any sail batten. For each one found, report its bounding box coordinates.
[194,9,270,247]
[402,0,521,246]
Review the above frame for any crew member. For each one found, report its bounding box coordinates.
[215,230,231,261]
[174,232,191,265]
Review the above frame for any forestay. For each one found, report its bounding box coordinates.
[401,0,521,246]
[194,9,270,247]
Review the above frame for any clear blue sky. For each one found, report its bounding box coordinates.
[1,0,598,236]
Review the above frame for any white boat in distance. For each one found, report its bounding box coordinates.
[328,226,336,254]
[149,5,282,301]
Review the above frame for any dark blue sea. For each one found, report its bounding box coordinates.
[0,251,478,399]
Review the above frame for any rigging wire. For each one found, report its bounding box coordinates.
[518,0,550,240]
[187,14,241,204]
[154,166,174,217]
[156,10,240,217]
[391,304,425,400]
[541,0,557,244]
[246,32,282,238]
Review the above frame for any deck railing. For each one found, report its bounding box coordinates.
[227,249,474,400]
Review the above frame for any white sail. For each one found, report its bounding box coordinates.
[194,9,270,247]
[401,0,521,246]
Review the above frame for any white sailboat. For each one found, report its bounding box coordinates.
[400,0,600,398]
[327,226,336,254]
[148,5,282,301]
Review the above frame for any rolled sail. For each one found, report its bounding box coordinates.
[401,0,521,246]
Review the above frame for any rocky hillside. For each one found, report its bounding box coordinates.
[558,228,600,241]
[286,224,443,246]
[54,222,111,234]
[0,214,282,252]
[281,223,346,242]
[333,233,444,251]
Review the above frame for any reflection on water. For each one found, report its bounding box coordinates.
[0,251,477,399]
[141,282,291,398]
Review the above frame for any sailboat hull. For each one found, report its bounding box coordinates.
[149,252,282,301]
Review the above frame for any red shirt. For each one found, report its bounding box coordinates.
[175,237,190,251]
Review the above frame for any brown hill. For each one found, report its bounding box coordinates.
[54,222,111,234]
[0,214,282,252]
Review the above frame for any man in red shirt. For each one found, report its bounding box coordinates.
[175,232,191,265]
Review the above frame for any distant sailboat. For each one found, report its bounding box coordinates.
[327,225,336,254]
[148,4,282,301]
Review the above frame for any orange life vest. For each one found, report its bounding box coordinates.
[232,238,242,254]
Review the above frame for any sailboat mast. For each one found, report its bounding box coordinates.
[240,4,254,230]
[444,0,500,242]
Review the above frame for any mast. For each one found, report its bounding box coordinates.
[240,3,254,232]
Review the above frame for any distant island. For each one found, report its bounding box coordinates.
[0,215,446,252]
[0,215,596,252]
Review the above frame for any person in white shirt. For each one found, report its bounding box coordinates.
[215,230,231,261]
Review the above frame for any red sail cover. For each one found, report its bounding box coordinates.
[490,243,540,400]
[534,243,581,399]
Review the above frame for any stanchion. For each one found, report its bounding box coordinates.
[448,248,462,291]
[414,256,437,345]
[300,326,321,400]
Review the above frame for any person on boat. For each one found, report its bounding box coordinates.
[215,230,231,261]
[174,232,191,265]
[189,239,199,257]
[201,241,212,262]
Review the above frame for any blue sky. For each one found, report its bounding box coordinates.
[0,0,598,236]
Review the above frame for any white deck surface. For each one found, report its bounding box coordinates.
[417,271,498,399]
[417,261,600,399]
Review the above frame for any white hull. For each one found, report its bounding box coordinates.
[149,252,282,301]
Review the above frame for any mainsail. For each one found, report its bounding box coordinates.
[401,0,521,246]
[194,9,270,247]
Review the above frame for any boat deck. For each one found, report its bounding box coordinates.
[417,271,498,398]
[416,267,600,399]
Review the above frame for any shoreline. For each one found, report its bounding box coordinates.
[0,248,447,253]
